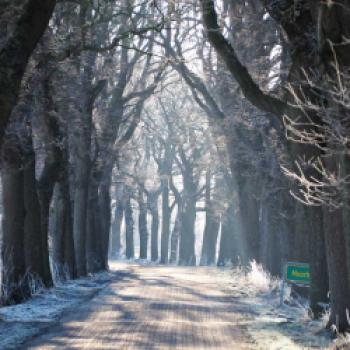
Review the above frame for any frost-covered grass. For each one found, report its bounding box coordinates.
[0,270,114,350]
[225,261,340,350]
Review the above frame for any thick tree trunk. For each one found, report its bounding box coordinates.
[51,179,75,281]
[1,166,30,304]
[148,192,159,262]
[200,210,220,266]
[200,172,220,266]
[86,182,103,273]
[218,194,247,267]
[36,186,54,287]
[259,192,284,276]
[160,178,171,264]
[178,193,196,266]
[138,190,148,260]
[169,210,181,264]
[72,154,90,276]
[150,211,159,262]
[323,207,350,332]
[23,158,47,284]
[71,50,98,277]
[125,197,134,259]
[238,181,260,262]
[99,180,111,269]
[217,202,235,266]
[63,195,75,279]
[51,182,66,281]
[110,202,123,258]
[308,206,329,318]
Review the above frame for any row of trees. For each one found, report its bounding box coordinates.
[109,86,225,267]
[0,0,164,303]
[197,0,350,332]
[1,0,350,334]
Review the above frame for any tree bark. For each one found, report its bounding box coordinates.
[125,197,134,259]
[217,202,235,266]
[1,165,30,304]
[0,0,56,144]
[36,185,54,287]
[200,171,220,266]
[178,185,196,266]
[323,207,350,331]
[72,154,90,277]
[111,201,123,258]
[308,206,329,318]
[148,191,159,262]
[138,189,148,260]
[170,210,181,264]
[160,177,171,264]
[86,181,103,273]
[98,179,111,269]
[23,157,47,284]
[51,182,66,281]
[51,178,75,281]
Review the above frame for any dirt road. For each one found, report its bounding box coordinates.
[25,263,254,349]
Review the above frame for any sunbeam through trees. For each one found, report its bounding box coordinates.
[1,0,350,348]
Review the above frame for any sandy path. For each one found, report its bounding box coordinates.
[25,263,254,349]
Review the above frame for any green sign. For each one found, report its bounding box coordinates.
[285,262,311,285]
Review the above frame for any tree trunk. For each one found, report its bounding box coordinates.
[170,210,181,264]
[217,202,234,266]
[36,185,54,287]
[323,207,350,332]
[72,50,97,277]
[200,210,220,266]
[160,177,171,264]
[200,171,220,266]
[237,180,260,262]
[125,197,134,259]
[178,192,196,266]
[72,152,90,277]
[23,158,47,284]
[138,189,148,260]
[218,193,247,267]
[1,165,30,304]
[51,179,75,281]
[86,181,103,273]
[63,193,75,279]
[51,182,66,281]
[110,202,123,258]
[259,192,284,276]
[98,180,111,269]
[148,192,159,262]
[308,206,329,318]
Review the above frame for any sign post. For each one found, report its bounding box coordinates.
[280,262,311,306]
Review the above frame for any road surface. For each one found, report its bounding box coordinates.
[25,263,254,349]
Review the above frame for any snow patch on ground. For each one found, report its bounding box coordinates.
[223,261,338,350]
[0,271,114,350]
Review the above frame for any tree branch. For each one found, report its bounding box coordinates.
[199,0,297,120]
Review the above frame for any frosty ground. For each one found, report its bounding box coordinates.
[0,270,115,349]
[225,261,336,349]
[0,261,342,349]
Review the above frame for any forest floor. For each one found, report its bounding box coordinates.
[0,261,343,349]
